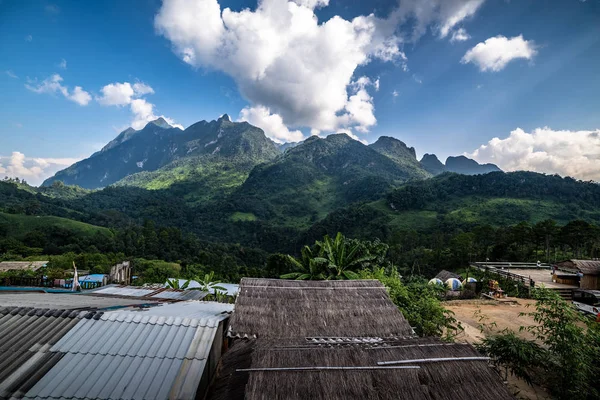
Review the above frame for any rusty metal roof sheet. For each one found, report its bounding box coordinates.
[86,285,209,301]
[0,292,159,310]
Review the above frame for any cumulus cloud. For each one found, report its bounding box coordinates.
[450,28,470,42]
[0,152,80,186]
[97,81,181,130]
[58,58,67,69]
[461,35,537,72]
[467,127,600,181]
[6,70,18,79]
[390,0,484,40]
[25,74,92,105]
[155,0,485,141]
[239,106,304,143]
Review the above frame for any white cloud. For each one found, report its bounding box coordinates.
[450,28,470,42]
[389,0,485,40]
[6,70,18,79]
[461,35,537,72]
[96,82,136,106]
[155,0,486,141]
[25,74,92,105]
[13,123,23,128]
[58,58,67,69]
[96,81,180,129]
[155,0,400,136]
[132,82,155,96]
[239,106,304,143]
[392,90,399,97]
[467,127,600,181]
[0,152,80,186]
[25,35,33,42]
[70,86,92,106]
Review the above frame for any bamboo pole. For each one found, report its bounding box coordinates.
[377,357,490,365]
[236,366,421,372]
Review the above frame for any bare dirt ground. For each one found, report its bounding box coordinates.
[444,299,551,400]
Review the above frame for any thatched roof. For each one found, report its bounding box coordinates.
[435,270,462,281]
[228,278,413,339]
[208,338,514,400]
[556,259,600,275]
[0,261,48,272]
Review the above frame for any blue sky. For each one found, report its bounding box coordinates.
[1,0,599,185]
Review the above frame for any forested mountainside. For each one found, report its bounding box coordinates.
[3,166,600,280]
[4,117,597,280]
[43,115,279,189]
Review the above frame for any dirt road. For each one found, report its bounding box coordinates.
[444,299,550,400]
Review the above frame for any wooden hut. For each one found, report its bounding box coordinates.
[554,259,600,290]
[209,338,515,400]
[208,278,514,400]
[435,270,463,282]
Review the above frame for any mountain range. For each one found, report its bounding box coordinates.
[3,114,600,258]
[43,116,500,191]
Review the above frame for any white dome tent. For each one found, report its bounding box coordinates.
[428,278,444,286]
[445,278,462,291]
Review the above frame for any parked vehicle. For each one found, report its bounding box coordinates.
[572,289,600,316]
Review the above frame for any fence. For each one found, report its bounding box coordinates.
[0,276,101,290]
[471,264,533,287]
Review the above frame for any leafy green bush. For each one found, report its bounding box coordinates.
[359,268,461,338]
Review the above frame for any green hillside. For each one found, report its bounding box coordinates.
[0,212,113,239]
[302,171,600,243]
[229,133,427,228]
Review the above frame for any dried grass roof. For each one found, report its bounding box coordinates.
[208,338,514,400]
[434,270,462,281]
[228,278,413,338]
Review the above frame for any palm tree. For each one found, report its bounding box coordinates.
[317,232,375,280]
[197,271,226,293]
[281,246,328,280]
[166,278,190,290]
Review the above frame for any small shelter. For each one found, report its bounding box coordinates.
[554,260,600,290]
[0,261,48,273]
[110,261,132,285]
[446,278,462,291]
[209,278,514,400]
[428,278,443,286]
[435,270,462,282]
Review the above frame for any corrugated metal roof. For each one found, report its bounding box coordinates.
[23,302,232,400]
[139,301,233,319]
[87,285,209,301]
[0,307,101,399]
[0,293,160,310]
[165,279,240,296]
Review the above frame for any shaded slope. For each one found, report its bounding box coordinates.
[43,115,280,190]
[369,136,431,180]
[301,171,600,243]
[229,133,425,227]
